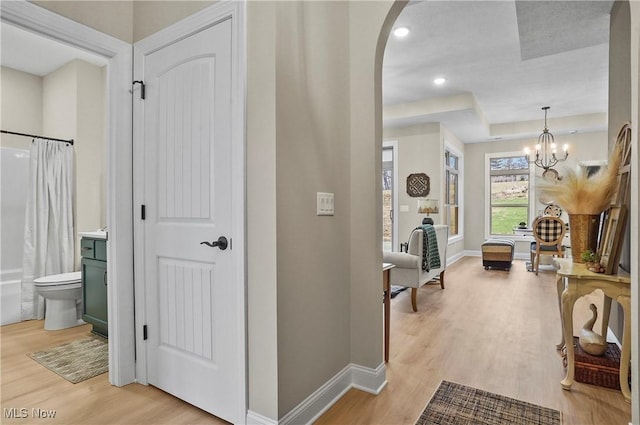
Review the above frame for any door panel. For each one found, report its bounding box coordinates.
[137,17,237,422]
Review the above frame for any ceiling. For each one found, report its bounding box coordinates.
[2,1,613,145]
[1,21,107,77]
[383,0,614,143]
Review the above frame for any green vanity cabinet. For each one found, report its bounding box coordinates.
[81,237,108,337]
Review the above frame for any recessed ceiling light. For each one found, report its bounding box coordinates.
[434,77,446,85]
[393,27,410,38]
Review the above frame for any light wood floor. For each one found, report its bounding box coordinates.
[316,257,632,425]
[1,321,229,424]
[1,257,632,424]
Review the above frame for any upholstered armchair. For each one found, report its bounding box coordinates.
[382,225,448,312]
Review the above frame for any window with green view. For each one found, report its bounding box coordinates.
[445,150,460,237]
[489,155,529,235]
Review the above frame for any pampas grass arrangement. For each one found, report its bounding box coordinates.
[537,143,622,215]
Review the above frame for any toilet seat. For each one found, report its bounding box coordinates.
[34,271,81,287]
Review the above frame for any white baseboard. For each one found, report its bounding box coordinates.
[351,362,387,394]
[447,251,466,265]
[279,362,386,425]
[246,410,278,425]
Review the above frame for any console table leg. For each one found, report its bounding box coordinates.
[618,295,632,403]
[556,275,566,350]
[561,287,579,390]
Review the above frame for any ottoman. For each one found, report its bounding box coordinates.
[481,239,515,271]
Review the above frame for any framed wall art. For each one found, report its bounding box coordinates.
[406,173,430,197]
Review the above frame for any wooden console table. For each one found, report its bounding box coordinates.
[382,263,395,362]
[554,258,631,402]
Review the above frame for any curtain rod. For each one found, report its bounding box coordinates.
[1,130,74,145]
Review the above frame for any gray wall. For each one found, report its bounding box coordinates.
[0,67,42,149]
[606,0,631,346]
[274,0,352,416]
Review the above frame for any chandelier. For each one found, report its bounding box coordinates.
[524,106,568,171]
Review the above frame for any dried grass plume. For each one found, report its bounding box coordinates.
[537,143,622,215]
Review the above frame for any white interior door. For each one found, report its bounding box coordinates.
[135,14,242,423]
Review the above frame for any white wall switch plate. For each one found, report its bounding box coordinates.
[400,205,409,212]
[317,192,334,216]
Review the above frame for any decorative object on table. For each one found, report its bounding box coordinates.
[594,123,631,274]
[597,204,627,274]
[544,204,562,217]
[578,303,608,356]
[580,249,604,273]
[417,198,438,214]
[517,221,527,229]
[415,380,561,425]
[406,173,430,197]
[524,106,568,172]
[537,141,622,262]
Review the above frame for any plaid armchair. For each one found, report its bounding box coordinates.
[530,216,566,275]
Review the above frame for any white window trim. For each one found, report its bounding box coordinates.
[383,140,399,251]
[445,143,463,243]
[484,151,536,241]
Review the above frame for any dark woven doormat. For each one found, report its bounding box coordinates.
[416,380,561,425]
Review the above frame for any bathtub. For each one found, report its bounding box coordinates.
[1,147,30,325]
[1,269,22,325]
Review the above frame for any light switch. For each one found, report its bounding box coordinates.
[317,192,334,216]
[400,205,409,212]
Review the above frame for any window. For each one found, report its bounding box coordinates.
[488,155,530,235]
[444,149,461,237]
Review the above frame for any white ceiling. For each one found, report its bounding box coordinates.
[1,21,107,77]
[2,1,612,145]
[383,0,614,143]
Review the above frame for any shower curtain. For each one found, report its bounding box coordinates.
[21,138,74,320]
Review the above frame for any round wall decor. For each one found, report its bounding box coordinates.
[406,173,430,197]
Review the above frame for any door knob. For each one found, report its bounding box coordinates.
[200,236,228,250]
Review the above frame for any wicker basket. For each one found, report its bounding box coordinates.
[564,337,631,390]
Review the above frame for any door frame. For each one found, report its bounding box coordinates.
[382,140,399,251]
[1,0,135,386]
[132,2,247,422]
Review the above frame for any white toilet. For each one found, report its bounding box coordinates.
[34,271,84,330]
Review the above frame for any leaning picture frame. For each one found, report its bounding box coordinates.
[597,204,627,274]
